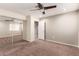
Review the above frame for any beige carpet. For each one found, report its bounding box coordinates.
[0,39,79,56]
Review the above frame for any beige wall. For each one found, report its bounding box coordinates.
[23,16,31,41]
[23,16,39,42]
[43,11,78,46]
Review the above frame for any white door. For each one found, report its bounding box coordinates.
[38,20,46,40]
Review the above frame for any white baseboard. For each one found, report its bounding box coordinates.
[46,39,79,48]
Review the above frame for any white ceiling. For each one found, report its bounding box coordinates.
[0,3,35,15]
[0,3,78,18]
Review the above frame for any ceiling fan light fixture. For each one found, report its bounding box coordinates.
[31,3,57,15]
[42,11,45,14]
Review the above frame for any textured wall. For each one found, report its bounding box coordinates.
[45,11,78,46]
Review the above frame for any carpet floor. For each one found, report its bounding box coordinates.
[0,39,79,56]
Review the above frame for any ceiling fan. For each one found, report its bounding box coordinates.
[31,3,57,14]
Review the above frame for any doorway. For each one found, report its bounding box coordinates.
[38,20,46,40]
[34,21,39,40]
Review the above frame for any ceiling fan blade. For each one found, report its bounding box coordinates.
[44,5,56,10]
[30,8,41,11]
[37,3,43,9]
